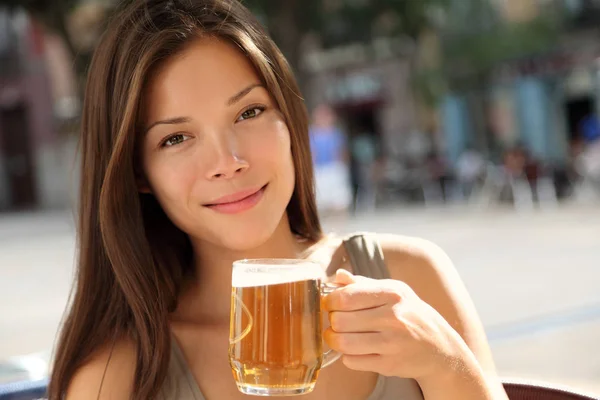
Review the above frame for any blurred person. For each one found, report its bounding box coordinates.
[350,129,379,213]
[579,113,600,144]
[502,145,526,179]
[422,151,451,205]
[523,152,557,207]
[309,105,352,216]
[569,137,585,177]
[501,145,533,208]
[48,1,508,399]
[574,130,600,198]
[456,145,485,201]
[523,150,541,203]
[546,138,583,201]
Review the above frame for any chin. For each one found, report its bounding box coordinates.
[217,229,273,252]
[184,183,294,253]
[209,206,287,252]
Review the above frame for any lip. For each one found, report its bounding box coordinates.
[204,185,267,214]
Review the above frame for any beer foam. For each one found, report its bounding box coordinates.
[232,263,324,288]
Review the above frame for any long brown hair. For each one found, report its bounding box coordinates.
[49,1,321,398]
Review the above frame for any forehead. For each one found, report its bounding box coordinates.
[143,37,262,119]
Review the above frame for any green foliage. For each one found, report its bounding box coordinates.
[244,0,450,49]
[0,0,79,23]
[413,67,447,108]
[3,0,559,108]
[444,14,561,77]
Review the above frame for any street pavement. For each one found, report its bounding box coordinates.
[0,204,599,395]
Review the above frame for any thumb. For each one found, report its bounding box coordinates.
[334,268,358,285]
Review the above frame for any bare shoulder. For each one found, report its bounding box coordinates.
[66,338,136,400]
[376,233,467,311]
[375,233,498,374]
[376,233,461,289]
[377,233,449,268]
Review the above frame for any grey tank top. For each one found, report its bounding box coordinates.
[161,233,424,399]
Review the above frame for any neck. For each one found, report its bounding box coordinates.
[173,214,317,325]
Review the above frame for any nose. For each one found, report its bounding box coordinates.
[205,133,249,180]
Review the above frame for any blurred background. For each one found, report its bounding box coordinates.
[0,0,599,396]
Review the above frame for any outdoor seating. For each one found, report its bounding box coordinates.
[0,378,598,400]
[502,379,599,400]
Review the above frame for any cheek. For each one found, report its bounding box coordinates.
[269,121,296,198]
[243,117,292,169]
[143,153,198,208]
[144,159,202,236]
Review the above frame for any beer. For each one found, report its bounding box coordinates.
[229,260,331,396]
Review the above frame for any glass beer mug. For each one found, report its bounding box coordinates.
[229,259,341,396]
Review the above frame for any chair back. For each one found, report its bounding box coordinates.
[0,379,47,400]
[504,380,599,400]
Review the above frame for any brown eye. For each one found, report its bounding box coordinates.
[237,106,265,122]
[162,133,189,147]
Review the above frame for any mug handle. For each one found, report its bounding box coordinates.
[320,282,344,368]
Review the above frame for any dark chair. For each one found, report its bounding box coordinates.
[0,379,47,400]
[1,377,598,400]
[503,380,599,400]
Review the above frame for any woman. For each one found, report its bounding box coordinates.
[49,0,508,399]
[309,104,353,215]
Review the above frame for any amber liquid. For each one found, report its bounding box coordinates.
[229,278,323,396]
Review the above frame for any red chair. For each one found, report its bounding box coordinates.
[503,379,599,400]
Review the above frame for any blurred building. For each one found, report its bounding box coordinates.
[442,0,600,168]
[0,8,79,212]
[302,37,424,160]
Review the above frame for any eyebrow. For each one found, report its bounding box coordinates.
[145,83,265,134]
[144,116,191,135]
[226,83,264,106]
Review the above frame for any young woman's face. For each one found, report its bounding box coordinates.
[139,38,295,251]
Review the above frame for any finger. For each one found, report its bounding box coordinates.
[329,307,388,333]
[341,354,384,373]
[324,329,382,355]
[324,284,395,311]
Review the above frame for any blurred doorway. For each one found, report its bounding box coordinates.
[565,96,594,142]
[336,103,383,212]
[0,104,36,209]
